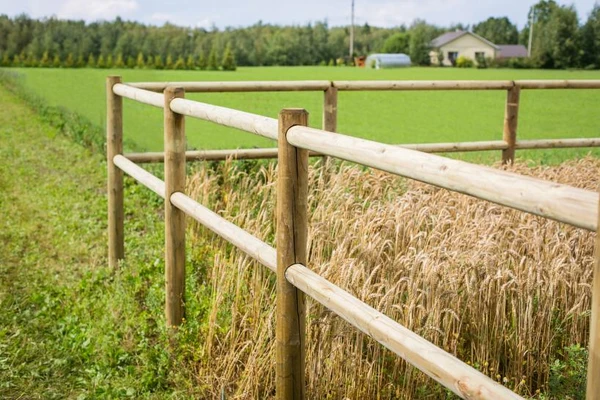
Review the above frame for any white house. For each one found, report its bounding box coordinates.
[429,31,528,66]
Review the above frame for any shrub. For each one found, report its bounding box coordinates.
[455,56,474,68]
[475,54,488,69]
[436,49,444,67]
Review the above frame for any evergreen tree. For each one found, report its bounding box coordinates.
[115,53,125,68]
[207,46,218,70]
[64,53,74,68]
[154,54,164,69]
[221,42,237,71]
[165,54,174,69]
[174,55,185,70]
[40,51,51,68]
[52,54,61,68]
[12,55,20,67]
[87,53,96,68]
[136,52,145,68]
[97,54,106,68]
[186,54,195,70]
[24,53,35,67]
[106,54,114,68]
[76,54,85,68]
[1,53,10,67]
[126,56,135,68]
[197,50,207,70]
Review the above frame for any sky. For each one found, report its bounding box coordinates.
[0,0,598,29]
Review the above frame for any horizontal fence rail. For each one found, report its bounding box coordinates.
[125,79,600,92]
[515,138,600,149]
[333,80,515,90]
[169,97,279,140]
[124,138,600,163]
[113,83,163,108]
[129,80,332,92]
[286,125,598,231]
[113,150,522,400]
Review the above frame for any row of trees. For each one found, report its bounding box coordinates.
[1,43,237,71]
[0,0,599,69]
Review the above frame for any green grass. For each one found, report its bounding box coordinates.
[8,66,600,162]
[0,82,197,399]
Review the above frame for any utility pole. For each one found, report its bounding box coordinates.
[527,7,535,57]
[349,0,355,60]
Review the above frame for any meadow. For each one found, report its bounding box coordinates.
[12,66,600,162]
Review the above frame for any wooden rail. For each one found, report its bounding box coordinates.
[129,80,331,92]
[107,76,600,400]
[286,125,598,231]
[127,79,600,92]
[123,138,600,163]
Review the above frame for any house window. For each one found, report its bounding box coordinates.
[448,51,458,65]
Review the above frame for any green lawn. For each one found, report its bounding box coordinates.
[8,66,600,162]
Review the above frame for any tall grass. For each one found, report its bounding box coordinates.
[183,157,596,399]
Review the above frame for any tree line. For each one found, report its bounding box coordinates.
[0,0,599,70]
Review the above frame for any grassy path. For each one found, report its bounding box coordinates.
[0,85,178,399]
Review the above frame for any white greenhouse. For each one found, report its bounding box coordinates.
[365,53,411,69]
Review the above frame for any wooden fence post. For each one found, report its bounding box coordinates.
[107,75,124,269]
[322,85,338,171]
[277,108,309,400]
[323,85,337,133]
[587,196,600,400]
[502,85,520,164]
[164,86,186,327]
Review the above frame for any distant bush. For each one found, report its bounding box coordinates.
[475,54,488,69]
[488,57,536,69]
[456,56,474,68]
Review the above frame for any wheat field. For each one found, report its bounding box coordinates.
[182,156,597,399]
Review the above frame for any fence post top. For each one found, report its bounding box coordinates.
[279,108,308,117]
[164,86,185,95]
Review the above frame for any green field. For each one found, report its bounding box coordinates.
[9,66,600,161]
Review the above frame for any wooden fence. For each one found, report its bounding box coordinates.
[107,76,600,399]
